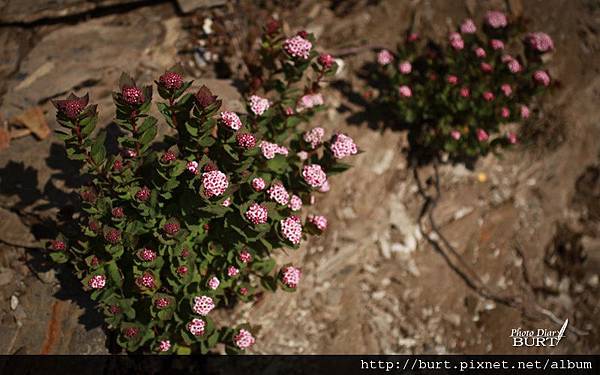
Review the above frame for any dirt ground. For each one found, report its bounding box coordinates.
[0,0,599,354]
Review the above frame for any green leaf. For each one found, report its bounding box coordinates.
[91,130,107,165]
[107,261,123,288]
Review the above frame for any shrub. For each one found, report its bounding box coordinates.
[47,22,357,354]
[371,11,555,165]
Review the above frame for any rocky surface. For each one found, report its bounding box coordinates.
[0,0,599,354]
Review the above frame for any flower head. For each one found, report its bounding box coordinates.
[527,32,554,52]
[451,130,461,140]
[288,194,303,211]
[104,229,121,244]
[228,266,239,277]
[267,183,290,205]
[121,86,144,105]
[163,222,180,236]
[220,111,242,131]
[280,216,302,244]
[202,170,228,197]
[486,11,507,28]
[234,329,256,350]
[302,164,327,188]
[236,133,256,149]
[480,62,493,73]
[377,49,394,65]
[507,132,518,144]
[330,133,358,159]
[474,47,486,58]
[460,18,477,34]
[506,58,522,73]
[477,129,489,142]
[155,297,170,309]
[88,275,106,289]
[449,32,464,50]
[501,107,510,118]
[447,75,458,85]
[137,273,156,289]
[482,91,495,101]
[208,277,220,290]
[460,87,470,98]
[249,95,270,116]
[520,105,530,119]
[533,70,551,86]
[490,39,504,50]
[245,203,269,224]
[187,318,206,336]
[251,177,266,191]
[281,266,302,288]
[399,61,412,74]
[186,160,199,175]
[138,248,157,262]
[193,296,215,316]
[303,127,325,149]
[159,71,183,90]
[296,93,324,112]
[111,207,124,218]
[50,240,66,251]
[239,250,252,263]
[158,340,171,352]
[283,35,312,59]
[161,150,176,163]
[318,53,334,69]
[52,93,89,120]
[136,186,151,202]
[308,215,328,231]
[501,83,512,97]
[259,141,288,159]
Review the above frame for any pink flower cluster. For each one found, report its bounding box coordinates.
[236,133,256,149]
[485,11,507,29]
[377,49,394,65]
[208,277,220,290]
[280,216,302,244]
[158,340,171,352]
[246,203,268,224]
[288,194,303,211]
[281,266,301,288]
[234,329,256,350]
[136,186,151,201]
[267,183,290,205]
[460,18,477,34]
[138,248,157,262]
[121,86,144,105]
[159,71,183,90]
[398,85,412,98]
[318,53,334,69]
[330,133,358,159]
[193,296,215,316]
[308,215,328,231]
[227,266,239,277]
[302,164,327,188]
[249,95,270,116]
[187,318,206,336]
[155,297,170,309]
[239,250,252,263]
[283,35,312,59]
[399,61,412,74]
[533,70,551,86]
[259,141,288,159]
[88,275,106,289]
[449,32,464,50]
[202,170,228,197]
[303,127,325,149]
[251,177,266,191]
[296,93,324,112]
[104,229,121,244]
[220,111,242,131]
[137,273,155,289]
[187,160,199,174]
[527,32,554,52]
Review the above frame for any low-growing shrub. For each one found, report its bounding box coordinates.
[48,21,357,354]
[371,10,555,165]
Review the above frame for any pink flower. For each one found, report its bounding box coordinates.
[501,107,510,118]
[501,84,512,96]
[330,133,358,159]
[163,222,180,236]
[239,250,252,263]
[507,58,522,73]
[111,207,124,218]
[137,273,155,289]
[446,75,458,85]
[88,275,106,289]
[104,229,121,244]
[50,240,66,251]
[533,70,551,86]
[399,61,412,74]
[239,287,249,295]
[449,32,464,50]
[236,133,257,149]
[296,93,324,112]
[177,265,188,275]
[407,33,419,42]
[520,105,530,119]
[245,203,268,224]
[260,141,288,159]
[281,266,302,288]
[227,266,239,277]
[485,11,507,29]
[482,91,495,101]
[318,53,335,69]
[507,132,518,144]
[267,183,290,205]
[297,151,308,160]
[377,49,394,65]
[319,180,330,193]
[136,186,151,202]
[477,129,489,142]
[451,130,461,140]
[193,296,215,316]
[303,127,325,149]
[158,340,171,352]
[202,170,228,197]
[124,327,139,338]
[220,111,242,131]
[280,216,302,244]
[53,93,89,120]
[187,318,206,336]
[283,35,312,59]
[249,95,270,116]
[251,177,266,191]
[527,32,554,52]
[222,197,231,207]
[138,248,157,262]
[460,18,477,34]
[159,71,183,90]
[121,86,144,105]
[308,215,328,231]
[302,164,327,188]
[208,276,220,290]
[186,160,199,174]
[460,87,470,98]
[288,194,303,211]
[398,85,412,97]
[123,149,137,158]
[490,39,504,50]
[234,329,256,350]
[474,47,487,58]
[155,297,170,309]
[161,150,176,163]
[480,62,493,73]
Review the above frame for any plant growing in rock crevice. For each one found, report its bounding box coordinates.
[48,22,357,354]
[371,10,555,166]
